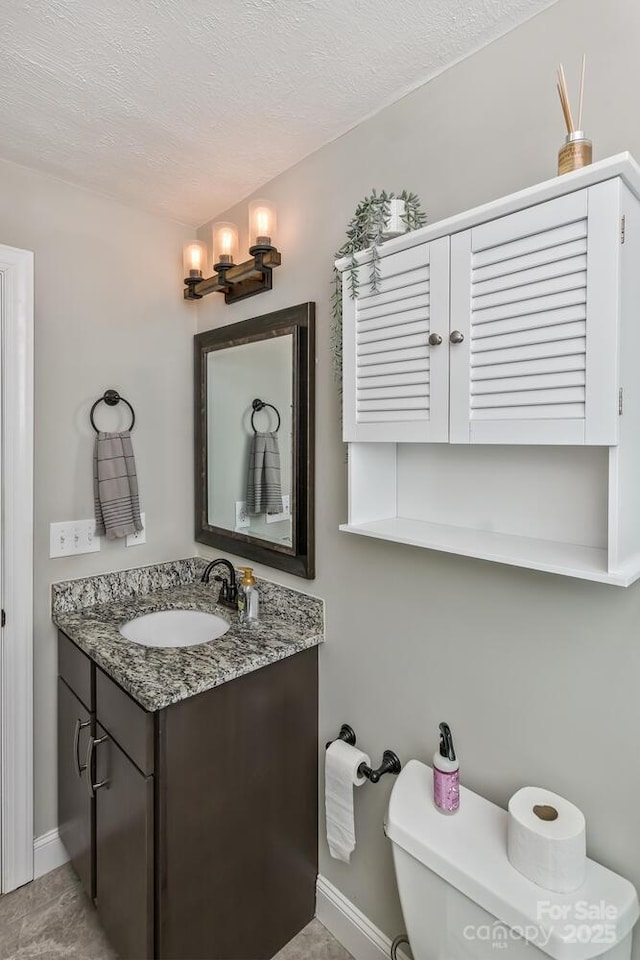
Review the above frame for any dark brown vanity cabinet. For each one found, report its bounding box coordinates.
[57,631,319,960]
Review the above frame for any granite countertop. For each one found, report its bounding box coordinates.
[53,560,324,712]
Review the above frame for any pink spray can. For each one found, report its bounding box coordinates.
[433,722,459,814]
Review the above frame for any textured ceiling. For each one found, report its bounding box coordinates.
[0,0,557,224]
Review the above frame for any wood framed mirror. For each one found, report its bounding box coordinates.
[195,302,315,578]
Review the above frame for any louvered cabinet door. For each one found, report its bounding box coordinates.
[449,181,621,444]
[343,236,450,442]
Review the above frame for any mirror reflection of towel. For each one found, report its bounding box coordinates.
[247,431,283,516]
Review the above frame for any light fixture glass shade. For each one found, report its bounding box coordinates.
[249,200,277,250]
[212,221,239,268]
[183,240,207,279]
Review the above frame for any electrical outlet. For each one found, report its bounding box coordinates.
[50,519,101,558]
[126,513,146,547]
[266,495,290,524]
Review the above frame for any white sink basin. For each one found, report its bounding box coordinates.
[119,610,230,648]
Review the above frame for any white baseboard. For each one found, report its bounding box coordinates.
[33,829,69,880]
[316,875,410,960]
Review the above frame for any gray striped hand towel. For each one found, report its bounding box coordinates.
[247,431,283,516]
[94,430,143,540]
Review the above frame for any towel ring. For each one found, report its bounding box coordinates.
[251,398,280,433]
[90,389,135,434]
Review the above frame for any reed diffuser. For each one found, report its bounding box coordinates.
[557,56,592,175]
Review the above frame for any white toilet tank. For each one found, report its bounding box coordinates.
[386,761,639,960]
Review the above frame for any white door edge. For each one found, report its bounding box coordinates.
[0,244,34,893]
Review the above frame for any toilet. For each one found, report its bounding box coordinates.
[386,761,639,960]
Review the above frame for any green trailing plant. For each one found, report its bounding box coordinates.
[331,189,427,382]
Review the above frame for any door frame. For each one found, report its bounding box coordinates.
[0,244,34,892]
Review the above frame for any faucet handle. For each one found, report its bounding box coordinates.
[214,575,229,600]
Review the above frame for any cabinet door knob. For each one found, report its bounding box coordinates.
[450,330,465,344]
[428,333,442,346]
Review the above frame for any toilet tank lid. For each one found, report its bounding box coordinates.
[385,761,639,960]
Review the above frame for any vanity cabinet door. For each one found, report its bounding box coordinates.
[94,723,154,960]
[449,181,621,444]
[57,677,94,898]
[343,236,450,443]
[156,647,318,960]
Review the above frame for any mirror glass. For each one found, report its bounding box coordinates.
[195,303,315,579]
[206,335,293,546]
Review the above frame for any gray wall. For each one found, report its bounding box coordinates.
[196,0,640,950]
[0,157,196,837]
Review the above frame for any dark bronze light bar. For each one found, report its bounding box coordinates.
[183,200,281,304]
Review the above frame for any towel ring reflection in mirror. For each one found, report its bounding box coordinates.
[251,398,281,434]
[90,389,136,434]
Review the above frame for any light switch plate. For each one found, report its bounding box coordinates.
[126,513,146,547]
[235,501,250,529]
[50,519,101,558]
[266,495,291,524]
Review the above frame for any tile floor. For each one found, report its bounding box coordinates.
[0,864,353,960]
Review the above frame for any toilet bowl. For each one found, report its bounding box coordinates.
[386,761,639,960]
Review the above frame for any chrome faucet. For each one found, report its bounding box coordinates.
[200,558,238,610]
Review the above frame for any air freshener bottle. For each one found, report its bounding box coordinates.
[558,131,592,175]
[433,722,460,814]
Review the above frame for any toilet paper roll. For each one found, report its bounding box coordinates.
[507,786,586,893]
[325,740,370,863]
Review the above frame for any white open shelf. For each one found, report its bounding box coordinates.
[341,442,640,586]
[340,518,640,586]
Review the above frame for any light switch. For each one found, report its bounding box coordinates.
[50,519,101,558]
[235,501,250,529]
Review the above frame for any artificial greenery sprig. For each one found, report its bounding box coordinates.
[331,189,427,381]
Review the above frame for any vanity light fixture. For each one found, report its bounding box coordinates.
[183,200,281,304]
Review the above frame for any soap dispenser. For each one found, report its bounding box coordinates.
[238,567,259,625]
[433,722,459,814]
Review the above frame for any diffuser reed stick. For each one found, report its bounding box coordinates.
[556,56,592,175]
[577,53,586,131]
[556,82,573,135]
[557,64,575,134]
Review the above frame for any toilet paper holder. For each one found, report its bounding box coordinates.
[326,724,402,784]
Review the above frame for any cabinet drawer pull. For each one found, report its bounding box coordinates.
[85,734,110,798]
[428,333,442,346]
[450,330,464,344]
[73,719,91,777]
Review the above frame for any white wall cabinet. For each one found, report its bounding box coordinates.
[344,179,622,447]
[338,155,640,585]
